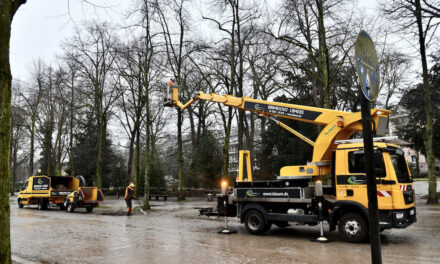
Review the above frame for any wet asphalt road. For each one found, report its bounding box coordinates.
[10,182,440,264]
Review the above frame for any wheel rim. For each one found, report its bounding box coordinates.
[344,219,360,236]
[68,204,72,211]
[248,214,262,231]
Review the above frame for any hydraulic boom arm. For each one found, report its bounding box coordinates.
[164,86,390,163]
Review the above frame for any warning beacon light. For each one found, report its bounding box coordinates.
[220,179,228,196]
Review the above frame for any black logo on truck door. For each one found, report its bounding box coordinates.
[32,177,50,190]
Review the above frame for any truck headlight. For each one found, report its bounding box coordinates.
[395,212,404,219]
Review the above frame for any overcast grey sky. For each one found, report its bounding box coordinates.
[10,0,380,83]
[10,0,131,82]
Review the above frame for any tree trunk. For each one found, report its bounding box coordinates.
[29,115,35,176]
[1,1,25,263]
[143,92,151,209]
[56,118,62,175]
[415,0,438,204]
[188,106,196,148]
[126,130,133,186]
[69,112,74,177]
[11,138,17,196]
[134,128,140,194]
[177,108,184,200]
[96,114,103,188]
[416,150,420,176]
[223,108,233,181]
[316,0,331,109]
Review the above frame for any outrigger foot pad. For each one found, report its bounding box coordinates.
[311,236,330,243]
[218,228,237,234]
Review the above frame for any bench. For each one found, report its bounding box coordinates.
[149,194,168,201]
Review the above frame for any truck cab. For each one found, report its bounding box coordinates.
[331,142,416,230]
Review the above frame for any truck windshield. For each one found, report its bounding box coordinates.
[390,153,412,183]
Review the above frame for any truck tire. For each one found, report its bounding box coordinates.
[59,204,65,210]
[18,199,24,208]
[244,209,271,235]
[338,213,368,243]
[38,199,47,210]
[67,201,75,213]
[86,207,93,213]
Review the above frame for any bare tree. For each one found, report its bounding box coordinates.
[153,0,193,200]
[62,53,82,177]
[20,60,45,177]
[114,40,148,192]
[270,0,355,109]
[383,0,440,204]
[203,0,260,153]
[67,21,119,187]
[378,49,410,110]
[10,82,28,195]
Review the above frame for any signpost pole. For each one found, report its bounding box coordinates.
[355,30,382,264]
[360,94,382,264]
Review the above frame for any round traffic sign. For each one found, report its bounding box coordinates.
[354,30,380,101]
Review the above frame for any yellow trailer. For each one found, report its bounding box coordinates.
[64,187,104,213]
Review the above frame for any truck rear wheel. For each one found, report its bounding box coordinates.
[38,199,47,210]
[244,209,271,235]
[338,213,368,243]
[67,202,75,213]
[18,199,23,208]
[86,207,93,213]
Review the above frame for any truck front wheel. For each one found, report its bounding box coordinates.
[244,209,271,235]
[18,199,24,208]
[338,213,368,243]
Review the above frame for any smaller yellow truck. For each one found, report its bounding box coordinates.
[18,176,80,210]
[64,187,104,213]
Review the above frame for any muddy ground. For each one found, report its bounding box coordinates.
[10,181,440,264]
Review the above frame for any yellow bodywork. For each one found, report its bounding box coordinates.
[280,165,331,177]
[237,150,253,182]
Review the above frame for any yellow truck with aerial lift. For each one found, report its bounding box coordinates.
[18,175,104,212]
[164,85,416,242]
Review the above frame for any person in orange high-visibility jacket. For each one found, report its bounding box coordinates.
[168,79,174,86]
[125,183,136,215]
